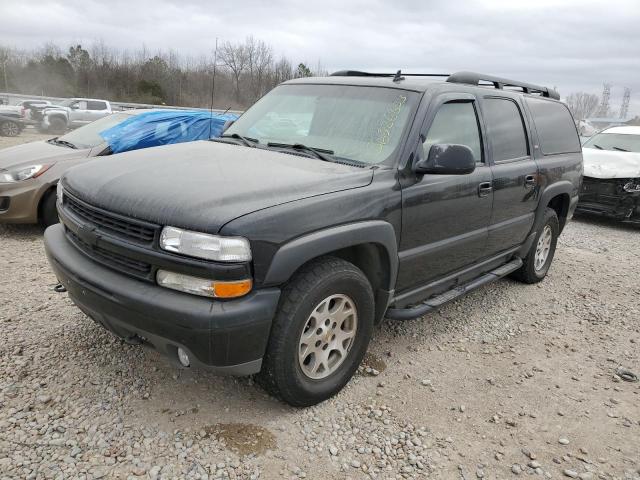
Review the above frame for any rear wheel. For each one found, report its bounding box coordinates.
[512,208,559,283]
[40,190,59,228]
[257,257,374,407]
[0,120,20,137]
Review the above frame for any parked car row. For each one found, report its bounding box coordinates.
[0,97,112,136]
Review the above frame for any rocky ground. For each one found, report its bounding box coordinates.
[0,131,639,479]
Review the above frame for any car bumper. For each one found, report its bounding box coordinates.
[0,180,43,223]
[44,223,281,375]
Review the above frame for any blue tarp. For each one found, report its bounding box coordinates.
[99,110,239,154]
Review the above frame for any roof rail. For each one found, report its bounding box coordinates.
[446,71,560,100]
[330,70,450,82]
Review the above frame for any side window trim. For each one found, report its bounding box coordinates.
[480,95,531,164]
[419,93,487,165]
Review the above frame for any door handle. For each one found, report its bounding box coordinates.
[478,182,493,197]
[525,174,537,188]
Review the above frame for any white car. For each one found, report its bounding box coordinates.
[577,126,640,224]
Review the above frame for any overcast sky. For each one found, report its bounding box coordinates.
[2,0,639,116]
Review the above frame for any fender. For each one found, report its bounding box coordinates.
[532,180,574,232]
[263,220,399,291]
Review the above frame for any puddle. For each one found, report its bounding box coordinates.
[203,423,276,456]
[359,352,387,375]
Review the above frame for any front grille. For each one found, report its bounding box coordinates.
[64,193,157,244]
[67,230,152,279]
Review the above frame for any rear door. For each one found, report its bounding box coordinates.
[86,101,109,122]
[479,96,538,255]
[397,93,493,294]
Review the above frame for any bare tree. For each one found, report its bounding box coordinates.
[565,92,600,121]
[0,46,10,91]
[219,40,248,102]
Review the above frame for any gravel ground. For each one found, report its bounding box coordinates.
[1,132,639,479]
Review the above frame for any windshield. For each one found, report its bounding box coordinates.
[58,113,130,149]
[226,84,419,164]
[583,132,640,153]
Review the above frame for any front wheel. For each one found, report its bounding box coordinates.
[257,257,374,407]
[512,207,559,284]
[48,117,67,135]
[0,120,20,137]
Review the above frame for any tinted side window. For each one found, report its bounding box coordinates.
[526,98,580,155]
[423,101,482,162]
[87,101,107,110]
[482,98,528,161]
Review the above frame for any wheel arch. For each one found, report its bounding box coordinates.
[37,183,58,223]
[535,181,573,233]
[263,221,398,324]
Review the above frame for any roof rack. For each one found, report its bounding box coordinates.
[330,70,450,82]
[330,69,560,100]
[446,71,560,100]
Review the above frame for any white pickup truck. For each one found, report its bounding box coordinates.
[39,98,113,134]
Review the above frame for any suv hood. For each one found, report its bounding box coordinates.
[63,141,374,233]
[583,147,640,179]
[0,141,90,169]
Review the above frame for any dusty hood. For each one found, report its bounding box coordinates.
[0,141,90,170]
[583,147,640,179]
[62,140,374,233]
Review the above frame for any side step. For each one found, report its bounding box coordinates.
[385,258,523,321]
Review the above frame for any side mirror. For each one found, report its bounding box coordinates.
[222,119,235,133]
[70,104,80,110]
[414,144,476,175]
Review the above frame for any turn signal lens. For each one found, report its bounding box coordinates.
[156,269,252,299]
[212,279,253,299]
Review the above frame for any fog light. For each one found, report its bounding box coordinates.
[177,347,190,367]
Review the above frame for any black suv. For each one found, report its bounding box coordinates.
[44,71,582,406]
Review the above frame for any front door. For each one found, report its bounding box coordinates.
[479,96,539,254]
[397,93,493,296]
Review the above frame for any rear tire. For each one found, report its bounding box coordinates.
[512,208,559,284]
[257,256,374,407]
[48,117,67,135]
[40,190,59,228]
[0,120,20,137]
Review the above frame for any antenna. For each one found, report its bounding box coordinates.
[208,37,219,139]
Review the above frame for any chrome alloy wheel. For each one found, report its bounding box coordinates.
[298,294,358,380]
[1,122,19,137]
[534,225,553,271]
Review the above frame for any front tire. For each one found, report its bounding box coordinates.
[512,208,559,284]
[257,257,374,407]
[40,190,59,228]
[48,117,67,135]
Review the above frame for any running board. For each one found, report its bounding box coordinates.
[385,258,523,321]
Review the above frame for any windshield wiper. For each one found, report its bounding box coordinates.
[218,133,258,148]
[592,144,603,150]
[48,137,77,149]
[267,142,334,162]
[613,146,629,152]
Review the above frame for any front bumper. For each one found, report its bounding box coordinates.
[0,180,44,223]
[44,223,281,375]
[577,177,640,224]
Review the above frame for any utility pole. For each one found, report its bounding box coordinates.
[620,88,631,119]
[596,83,611,117]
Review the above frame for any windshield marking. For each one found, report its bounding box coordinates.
[374,95,407,152]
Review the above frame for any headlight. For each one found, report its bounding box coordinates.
[156,270,252,298]
[0,164,52,183]
[160,226,251,262]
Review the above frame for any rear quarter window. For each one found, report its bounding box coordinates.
[87,101,108,110]
[526,98,580,155]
